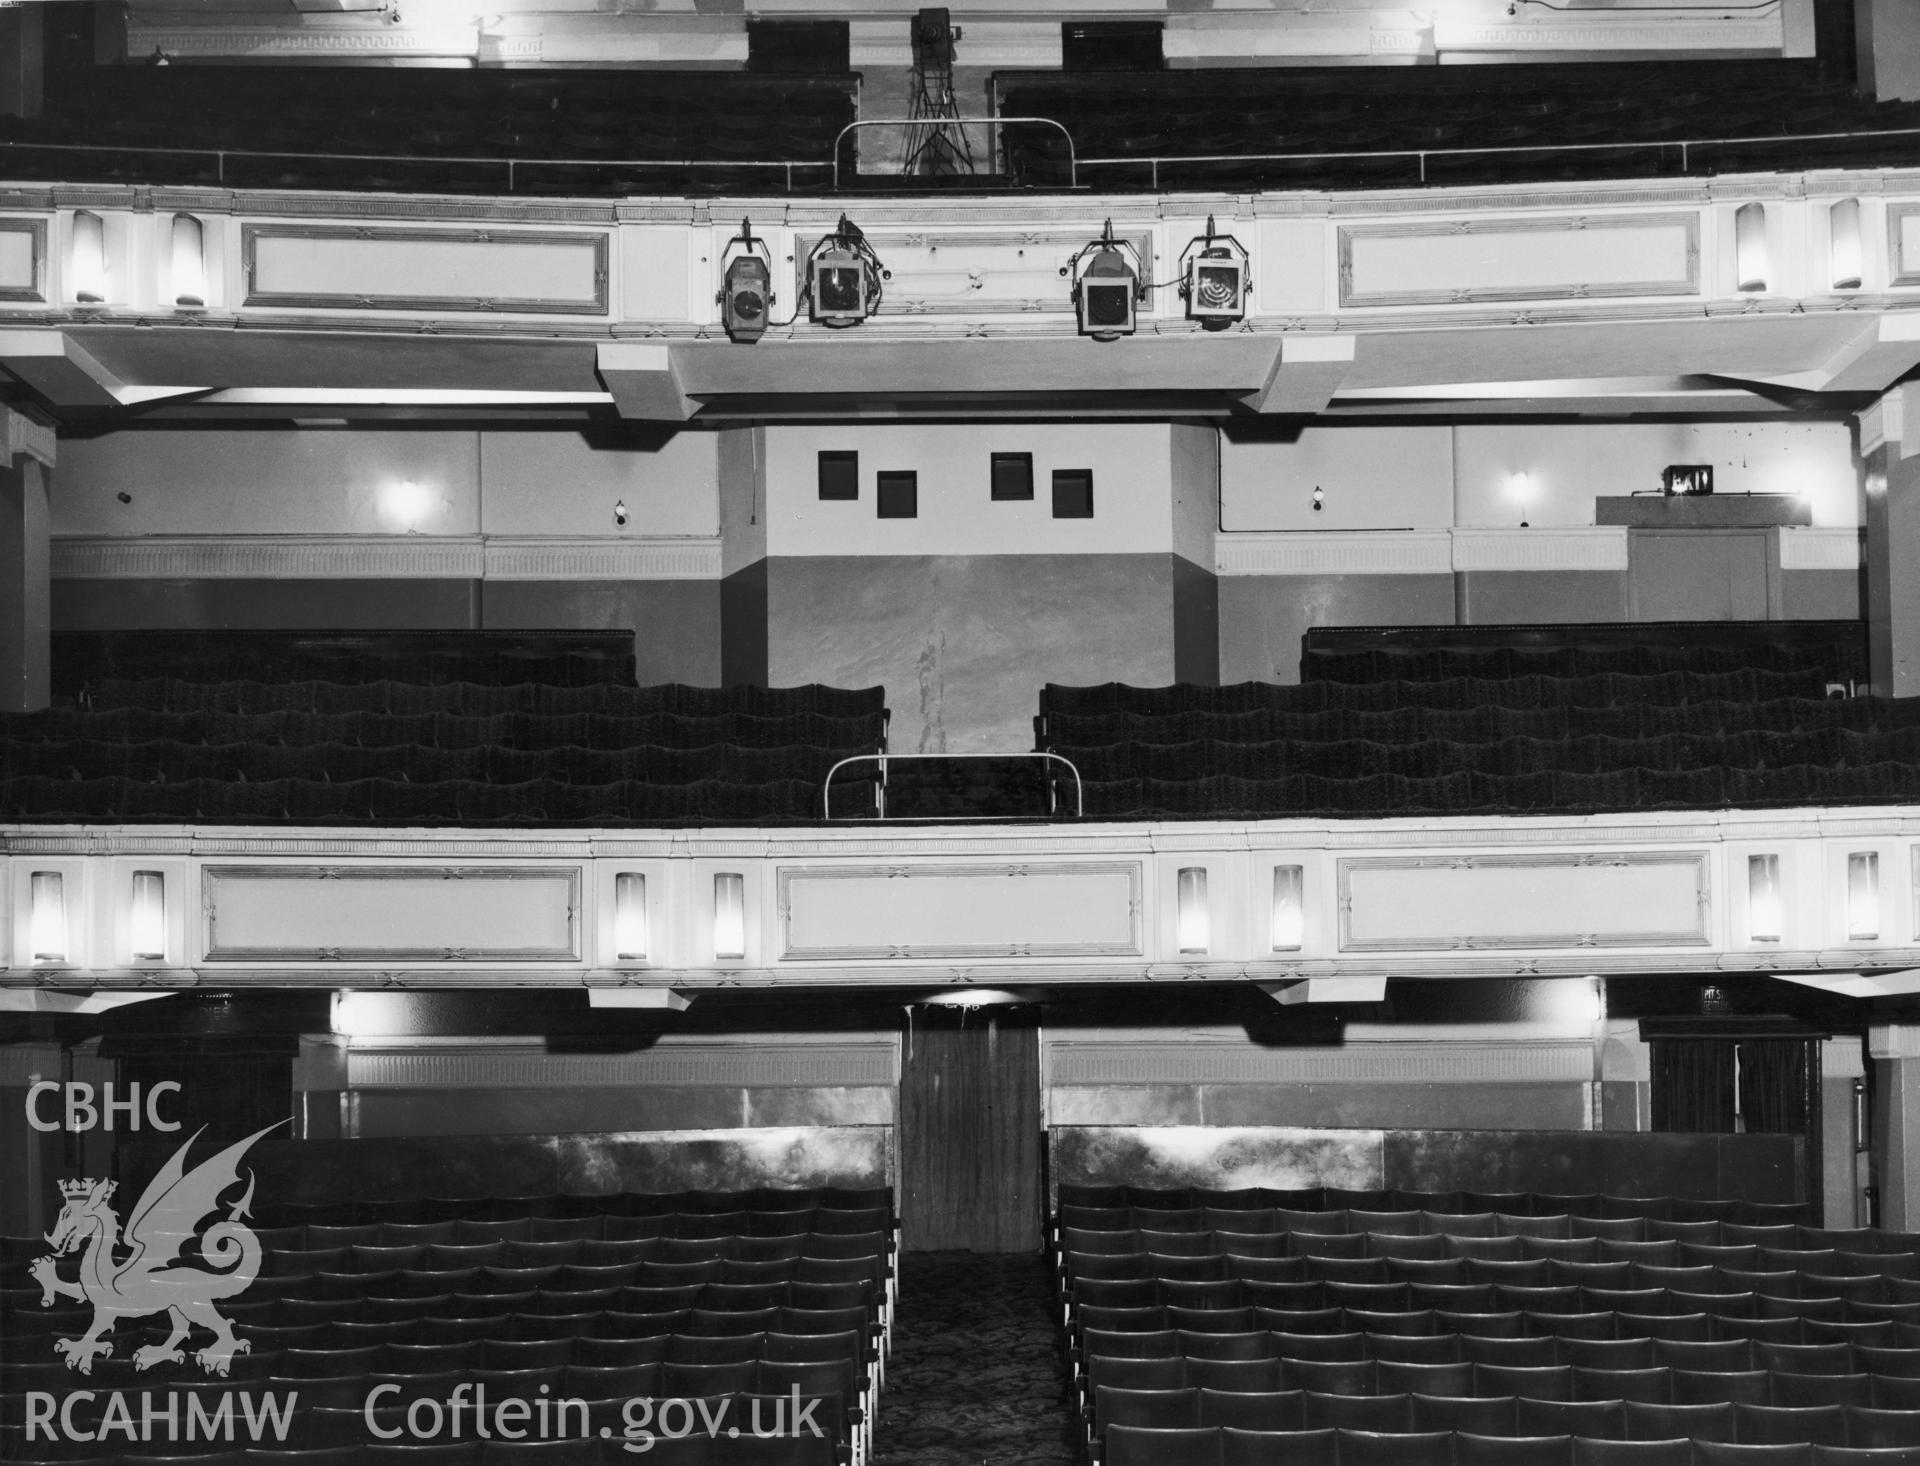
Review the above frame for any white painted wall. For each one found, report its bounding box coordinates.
[1221,426,1455,532]
[1452,421,1859,529]
[50,428,720,539]
[762,423,1177,557]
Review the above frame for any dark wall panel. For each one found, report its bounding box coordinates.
[1200,1081,1587,1132]
[54,578,478,630]
[721,558,770,689]
[1780,567,1862,622]
[482,578,720,686]
[768,553,1177,753]
[1218,573,1454,685]
[1172,553,1220,686]
[1459,570,1629,625]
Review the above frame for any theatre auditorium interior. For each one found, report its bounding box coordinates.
[20,0,1920,1464]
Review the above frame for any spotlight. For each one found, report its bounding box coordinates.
[807,214,889,328]
[1064,220,1144,341]
[1178,215,1250,329]
[718,218,775,344]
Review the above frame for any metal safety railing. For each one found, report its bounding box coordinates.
[829,116,1077,189]
[0,139,836,192]
[822,751,1084,821]
[8,120,1920,196]
[1075,125,1920,191]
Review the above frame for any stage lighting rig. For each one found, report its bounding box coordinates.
[718,218,775,344]
[1179,215,1250,328]
[1062,219,1145,341]
[807,214,890,327]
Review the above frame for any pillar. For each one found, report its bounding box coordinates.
[1858,386,1920,697]
[1857,0,1920,101]
[0,406,55,712]
[1868,1022,1920,1229]
[1821,1036,1866,1229]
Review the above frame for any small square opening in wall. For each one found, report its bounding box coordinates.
[1052,468,1094,519]
[877,470,918,518]
[991,453,1035,501]
[818,450,859,501]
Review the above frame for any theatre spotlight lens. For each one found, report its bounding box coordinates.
[723,256,772,343]
[812,255,868,324]
[1187,251,1247,327]
[1077,248,1138,339]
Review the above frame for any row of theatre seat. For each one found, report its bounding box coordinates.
[0,1189,893,1466]
[1057,1187,1920,1462]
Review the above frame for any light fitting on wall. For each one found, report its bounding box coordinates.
[1063,220,1144,341]
[718,218,775,345]
[130,870,166,962]
[713,872,746,960]
[1271,864,1304,951]
[1176,866,1210,955]
[807,214,889,328]
[1830,197,1864,291]
[1747,854,1781,943]
[30,872,68,964]
[1178,214,1250,329]
[1311,486,1324,513]
[1509,471,1533,528]
[380,479,430,531]
[1848,851,1879,940]
[1734,202,1769,294]
[70,211,106,305]
[170,214,206,309]
[613,872,648,962]
[613,499,628,527]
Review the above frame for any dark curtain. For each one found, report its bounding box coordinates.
[1737,1040,1810,1134]
[1650,1038,1737,1133]
[898,1005,1042,1253]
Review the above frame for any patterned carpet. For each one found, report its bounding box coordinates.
[872,1251,1080,1465]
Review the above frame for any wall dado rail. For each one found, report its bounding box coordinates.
[1,173,1918,340]
[3,805,1918,989]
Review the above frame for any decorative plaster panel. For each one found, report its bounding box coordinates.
[1338,851,1711,952]
[51,535,487,581]
[1339,213,1700,308]
[1778,527,1863,571]
[483,537,722,581]
[1451,527,1629,573]
[243,224,609,315]
[0,218,46,304]
[1048,1038,1595,1086]
[778,861,1142,959]
[1214,530,1453,576]
[140,25,482,58]
[203,865,580,962]
[1433,16,1783,52]
[346,1039,897,1089]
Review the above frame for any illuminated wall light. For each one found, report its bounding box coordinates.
[1176,866,1210,955]
[70,211,107,304]
[380,479,431,530]
[1734,202,1770,293]
[130,870,166,962]
[1509,471,1534,528]
[170,213,206,308]
[613,872,648,962]
[713,872,746,961]
[1271,864,1304,951]
[1747,854,1782,943]
[30,872,68,963]
[1848,851,1880,940]
[1830,198,1864,291]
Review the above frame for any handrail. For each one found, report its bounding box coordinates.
[829,116,1078,189]
[0,139,833,193]
[1076,125,1920,190]
[823,751,1084,821]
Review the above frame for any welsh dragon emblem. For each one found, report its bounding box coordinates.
[29,1121,285,1377]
